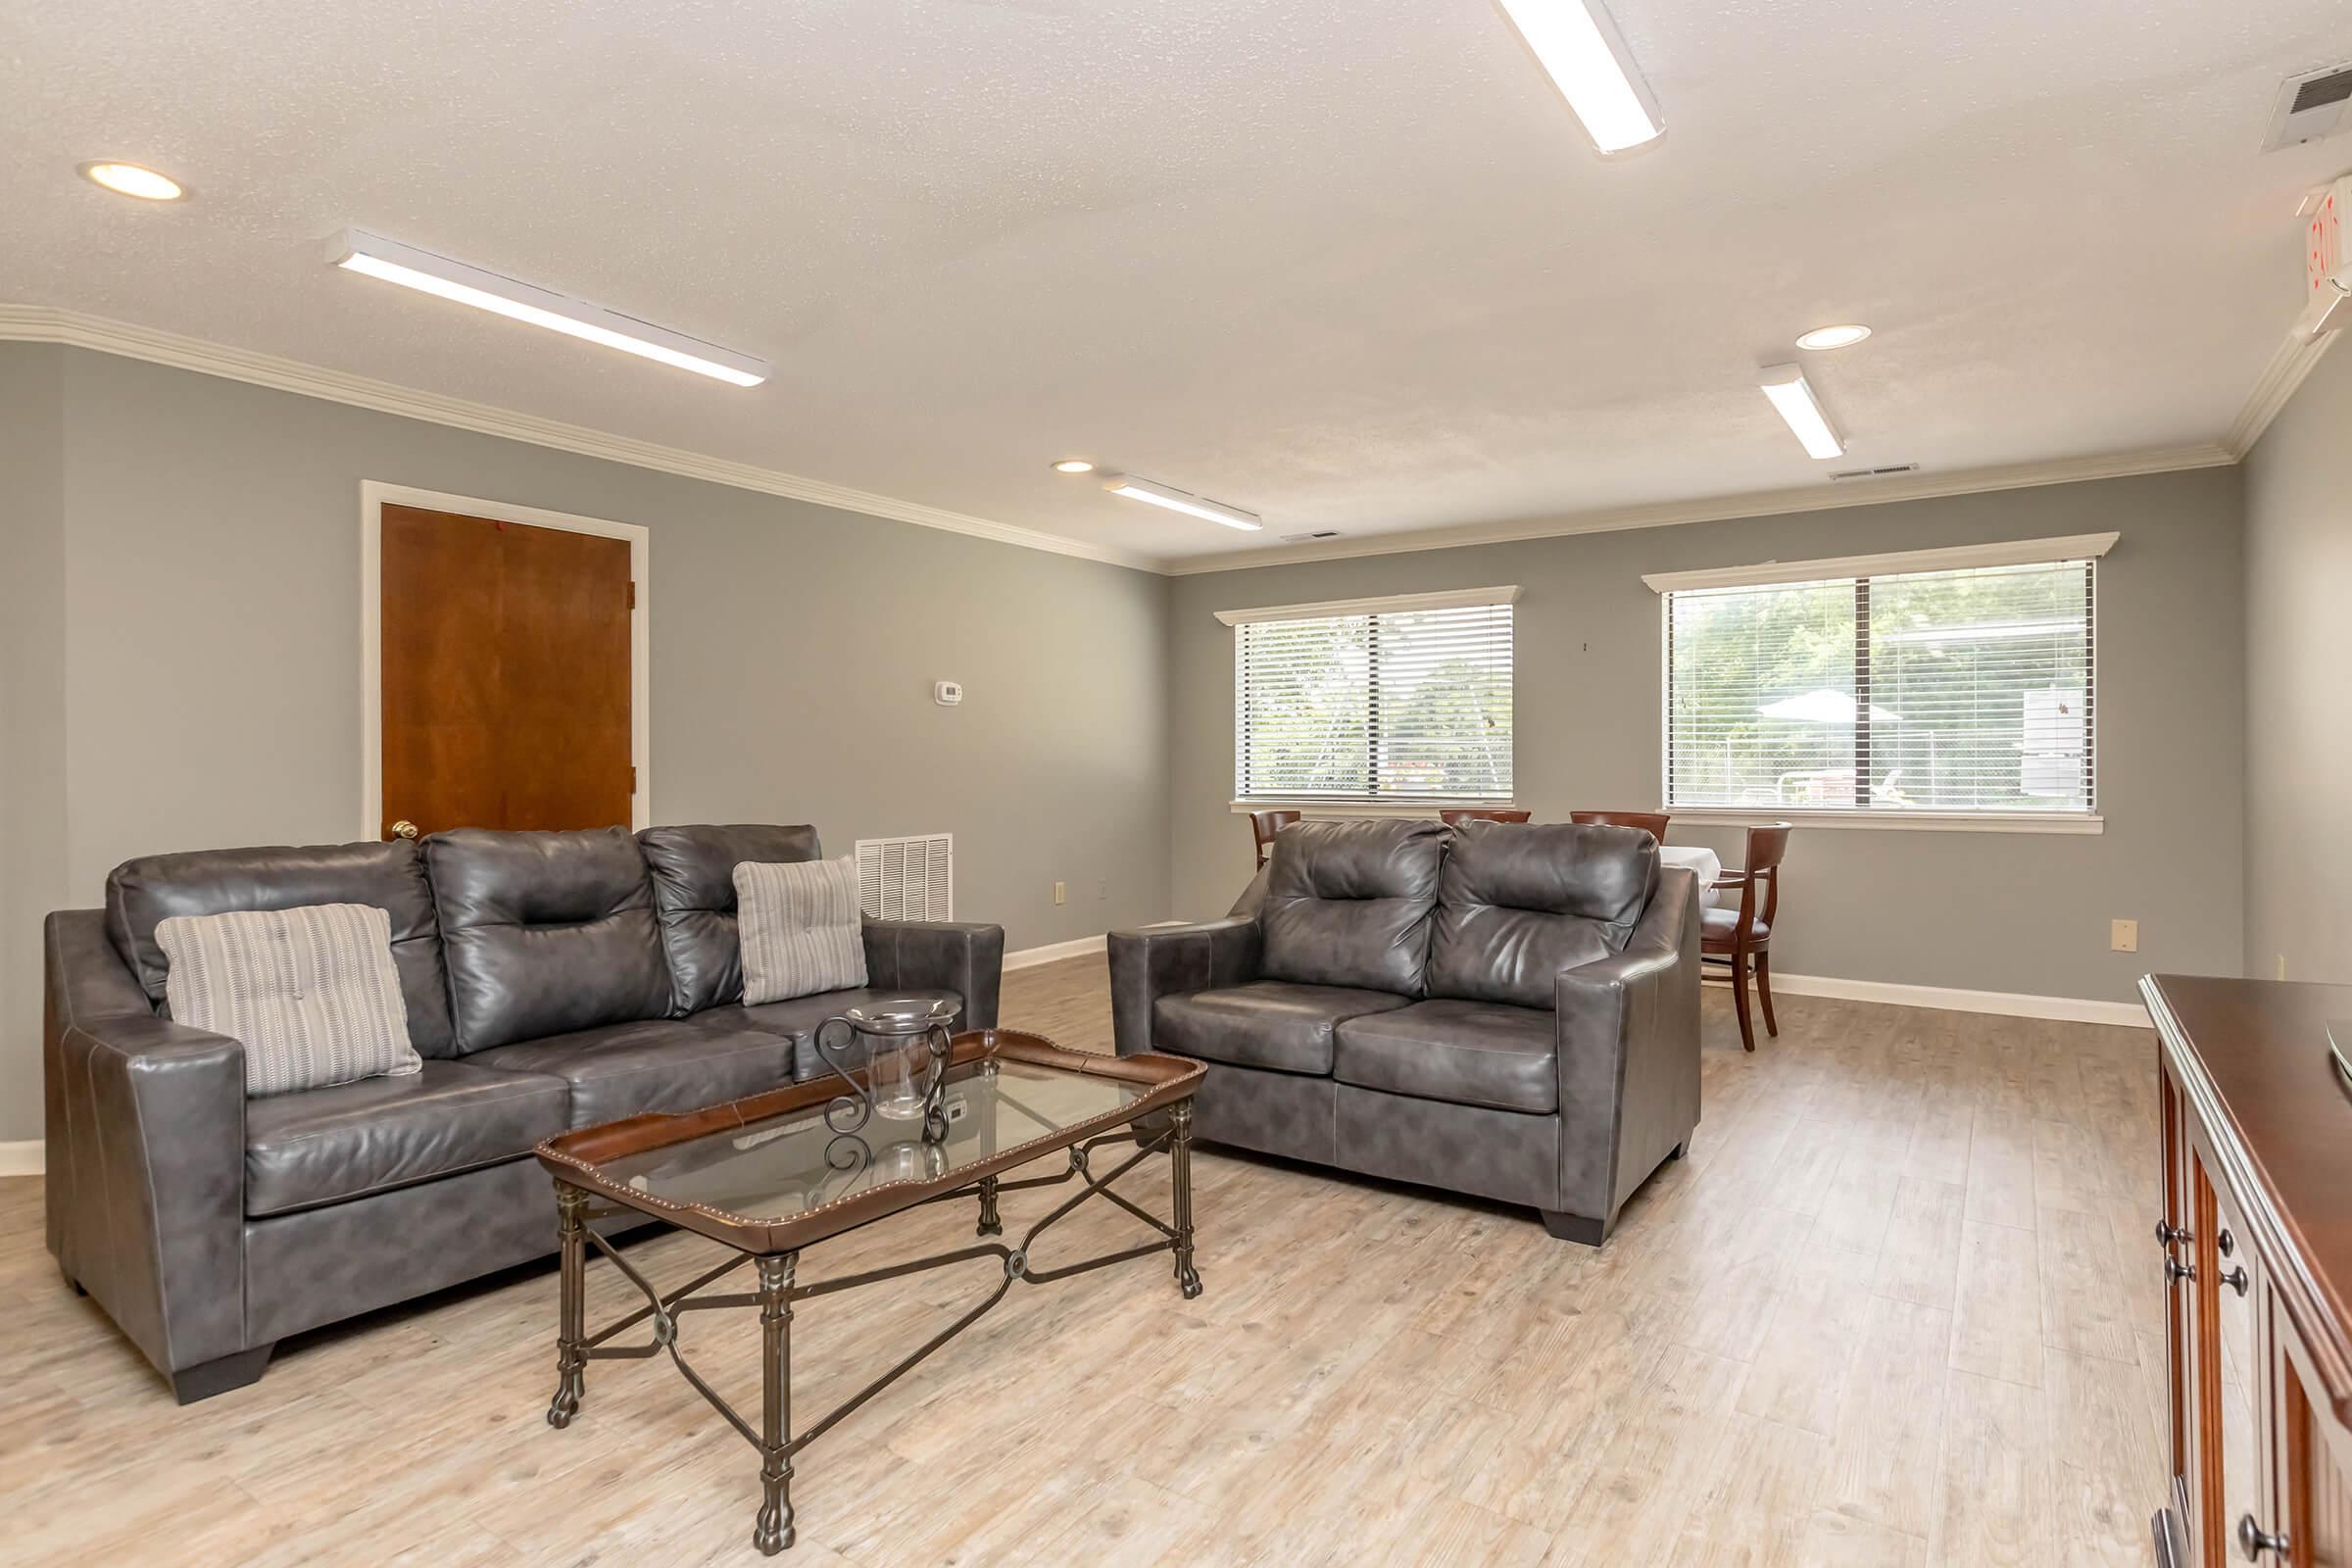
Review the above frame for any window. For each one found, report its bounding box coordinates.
[1224,588,1515,804]
[1652,536,2107,820]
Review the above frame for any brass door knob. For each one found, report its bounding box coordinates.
[389,819,419,841]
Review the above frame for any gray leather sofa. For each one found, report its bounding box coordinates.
[43,822,1003,1402]
[1108,818,1698,1245]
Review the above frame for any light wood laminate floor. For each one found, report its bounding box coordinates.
[0,957,2166,1565]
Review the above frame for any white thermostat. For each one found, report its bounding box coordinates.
[933,680,963,707]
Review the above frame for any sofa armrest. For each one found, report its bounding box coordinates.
[1551,866,1702,1226]
[861,920,1005,1031]
[1106,917,1261,1057]
[47,914,249,1379]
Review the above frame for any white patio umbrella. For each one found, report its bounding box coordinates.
[1756,688,1903,725]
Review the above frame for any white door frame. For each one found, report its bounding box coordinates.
[359,480,652,839]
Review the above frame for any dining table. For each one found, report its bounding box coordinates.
[1658,844,1723,908]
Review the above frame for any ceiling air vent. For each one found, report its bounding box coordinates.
[2263,62,2352,152]
[1829,463,1920,482]
[1279,529,1345,542]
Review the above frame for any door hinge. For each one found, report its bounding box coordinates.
[627,581,637,611]
[629,765,638,794]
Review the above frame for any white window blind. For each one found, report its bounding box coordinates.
[1664,555,2095,815]
[1234,598,1514,803]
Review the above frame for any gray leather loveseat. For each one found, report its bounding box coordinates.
[44,822,1002,1401]
[1108,817,1697,1245]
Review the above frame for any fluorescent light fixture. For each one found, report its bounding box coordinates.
[1100,473,1263,531]
[1758,364,1845,460]
[1051,459,1096,473]
[326,228,769,387]
[1493,0,1664,154]
[79,161,183,201]
[1795,322,1872,351]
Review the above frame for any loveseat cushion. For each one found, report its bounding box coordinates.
[470,1017,795,1127]
[1427,821,1658,1009]
[1258,819,1447,996]
[639,824,823,1015]
[1152,982,1413,1075]
[426,827,673,1054]
[244,1058,569,1217]
[1333,999,1559,1114]
[716,987,963,1082]
[106,839,458,1057]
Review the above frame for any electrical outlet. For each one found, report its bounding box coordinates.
[1053,881,1066,906]
[2110,918,2138,954]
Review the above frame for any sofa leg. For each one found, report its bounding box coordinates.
[1540,1208,1613,1248]
[171,1345,273,1404]
[1667,1142,1687,1161]
[61,1265,85,1297]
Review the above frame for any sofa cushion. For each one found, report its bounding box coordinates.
[1258,819,1447,996]
[1152,982,1413,1075]
[244,1058,569,1217]
[425,827,673,1054]
[639,824,823,1015]
[1333,999,1559,1114]
[470,1016,795,1127]
[1427,821,1658,1009]
[106,839,457,1056]
[715,987,963,1082]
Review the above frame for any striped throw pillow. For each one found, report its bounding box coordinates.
[735,856,868,1004]
[156,903,423,1098]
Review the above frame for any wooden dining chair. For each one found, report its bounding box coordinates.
[1701,823,1791,1053]
[1248,808,1301,868]
[1438,808,1532,825]
[1569,809,1669,843]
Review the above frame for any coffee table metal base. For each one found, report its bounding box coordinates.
[544,1102,1201,1555]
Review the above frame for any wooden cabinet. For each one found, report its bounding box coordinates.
[2145,976,2352,1567]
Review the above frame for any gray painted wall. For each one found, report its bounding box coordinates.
[1168,468,2248,1004]
[0,344,1173,1143]
[2243,343,2352,984]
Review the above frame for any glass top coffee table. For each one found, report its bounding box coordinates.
[534,1027,1205,1556]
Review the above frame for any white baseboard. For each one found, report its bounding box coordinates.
[1004,934,1108,971]
[0,1141,42,1178]
[1762,971,2152,1028]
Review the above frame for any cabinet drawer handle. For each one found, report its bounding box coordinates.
[2165,1255,2195,1285]
[2237,1514,2289,1560]
[2218,1227,2235,1257]
[2220,1263,2250,1298]
[2155,1219,2190,1248]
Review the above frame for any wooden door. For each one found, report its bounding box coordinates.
[379,504,634,837]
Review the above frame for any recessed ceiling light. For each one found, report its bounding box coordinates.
[1795,323,1872,351]
[1758,364,1845,460]
[327,227,769,387]
[78,161,184,201]
[1100,473,1264,531]
[1493,0,1664,155]
[1051,459,1096,473]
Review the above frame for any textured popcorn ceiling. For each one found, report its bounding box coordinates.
[1,0,2346,563]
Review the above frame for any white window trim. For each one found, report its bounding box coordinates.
[1653,536,2105,828]
[1230,800,1522,818]
[1640,532,2117,595]
[1214,583,1520,626]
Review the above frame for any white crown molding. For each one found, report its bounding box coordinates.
[1161,444,2233,576]
[0,303,1158,573]
[2224,325,2340,458]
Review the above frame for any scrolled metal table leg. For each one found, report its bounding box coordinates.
[753,1252,799,1555]
[976,1173,1004,1238]
[547,1183,588,1428]
[1170,1101,1202,1299]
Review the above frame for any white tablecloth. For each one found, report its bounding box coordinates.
[1659,845,1723,907]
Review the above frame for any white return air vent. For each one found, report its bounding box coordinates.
[856,834,953,921]
[2264,62,2352,152]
